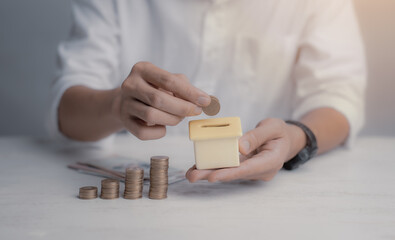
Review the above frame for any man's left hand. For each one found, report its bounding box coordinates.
[185,118,306,182]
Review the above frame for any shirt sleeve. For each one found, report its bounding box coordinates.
[47,0,120,146]
[291,0,367,147]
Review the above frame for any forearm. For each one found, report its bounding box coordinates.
[58,86,123,141]
[286,107,350,160]
[300,108,349,154]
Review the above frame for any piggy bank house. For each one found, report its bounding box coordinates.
[189,117,242,170]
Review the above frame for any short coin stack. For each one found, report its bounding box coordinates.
[124,167,144,199]
[79,186,98,199]
[100,179,120,199]
[149,156,169,200]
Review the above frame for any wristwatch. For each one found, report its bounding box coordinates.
[283,120,318,170]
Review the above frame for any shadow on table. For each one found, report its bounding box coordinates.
[29,138,114,163]
[168,180,266,198]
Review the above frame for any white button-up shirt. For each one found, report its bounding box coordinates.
[48,0,366,147]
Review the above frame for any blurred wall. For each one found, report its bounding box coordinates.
[355,0,395,135]
[0,0,71,136]
[0,0,394,137]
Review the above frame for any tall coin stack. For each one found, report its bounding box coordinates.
[149,156,169,200]
[100,179,120,199]
[124,167,144,199]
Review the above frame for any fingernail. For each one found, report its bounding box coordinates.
[197,96,210,106]
[194,106,202,115]
[240,140,250,152]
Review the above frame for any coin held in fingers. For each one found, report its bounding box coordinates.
[203,96,220,116]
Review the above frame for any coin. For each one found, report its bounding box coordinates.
[79,186,98,200]
[124,167,144,199]
[149,156,169,200]
[203,95,220,116]
[101,179,119,187]
[150,155,169,163]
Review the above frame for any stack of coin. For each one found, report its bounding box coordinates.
[124,167,144,199]
[79,186,98,199]
[203,95,221,116]
[100,179,120,199]
[149,156,169,200]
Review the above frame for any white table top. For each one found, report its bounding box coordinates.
[0,135,394,240]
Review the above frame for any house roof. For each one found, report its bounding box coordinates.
[189,117,242,141]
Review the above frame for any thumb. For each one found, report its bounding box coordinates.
[239,119,283,155]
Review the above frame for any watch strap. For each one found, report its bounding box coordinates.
[283,120,318,170]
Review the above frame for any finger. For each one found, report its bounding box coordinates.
[239,118,286,155]
[135,62,211,107]
[186,168,215,183]
[130,79,203,117]
[248,171,277,181]
[207,151,276,182]
[158,87,174,96]
[126,99,183,126]
[122,116,166,140]
[239,151,256,162]
[185,165,196,179]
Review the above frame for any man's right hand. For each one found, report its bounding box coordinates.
[115,62,211,140]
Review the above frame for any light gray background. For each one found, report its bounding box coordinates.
[0,0,394,137]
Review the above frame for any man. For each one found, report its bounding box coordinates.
[49,0,366,183]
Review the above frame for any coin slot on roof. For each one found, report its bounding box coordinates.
[201,124,230,128]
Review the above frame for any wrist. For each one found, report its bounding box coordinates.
[108,87,123,128]
[285,123,307,161]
